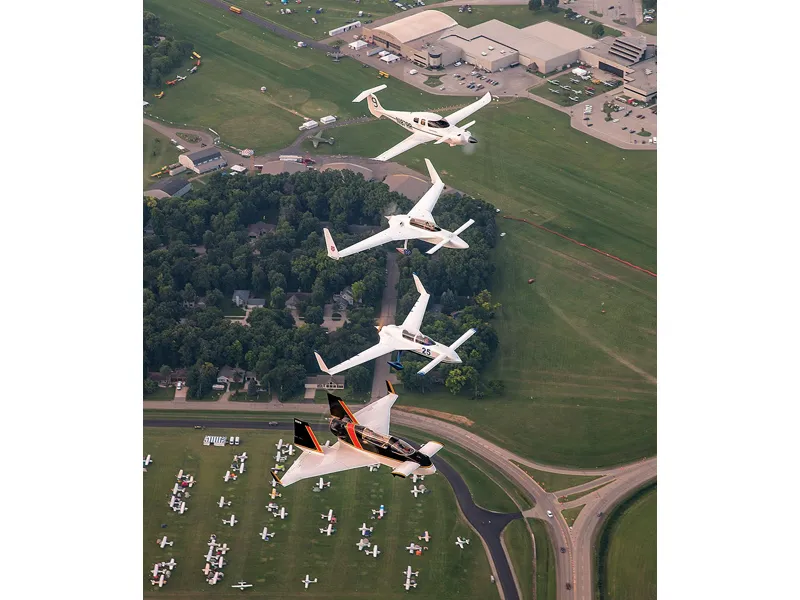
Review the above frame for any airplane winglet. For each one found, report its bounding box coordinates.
[323,228,340,260]
[315,351,331,375]
[412,272,427,296]
[424,158,441,186]
[353,84,388,103]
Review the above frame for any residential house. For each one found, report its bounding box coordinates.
[217,366,260,386]
[232,290,266,308]
[305,375,346,391]
[333,286,356,311]
[247,222,276,240]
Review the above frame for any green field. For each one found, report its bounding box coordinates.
[144,385,177,401]
[557,481,611,503]
[528,519,557,600]
[597,485,656,600]
[143,124,181,187]
[437,450,518,513]
[231,0,446,41]
[637,21,657,36]
[144,427,499,598]
[502,519,533,600]
[561,505,583,527]
[440,6,622,38]
[143,0,464,152]
[512,462,601,493]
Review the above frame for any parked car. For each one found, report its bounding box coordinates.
[560,547,566,553]
[234,436,241,445]
[547,510,554,518]
[194,425,203,429]
[176,381,182,390]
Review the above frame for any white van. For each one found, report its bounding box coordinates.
[176,381,182,390]
[409,69,418,75]
[234,436,241,446]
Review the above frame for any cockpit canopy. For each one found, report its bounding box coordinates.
[402,329,433,346]
[412,113,450,129]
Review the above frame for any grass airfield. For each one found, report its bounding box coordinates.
[144,427,499,598]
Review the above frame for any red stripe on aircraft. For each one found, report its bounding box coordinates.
[346,422,363,450]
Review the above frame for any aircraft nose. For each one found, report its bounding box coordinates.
[468,136,477,144]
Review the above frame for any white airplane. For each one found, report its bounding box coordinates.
[236,461,246,474]
[418,531,431,542]
[231,581,253,590]
[207,534,218,546]
[175,502,187,514]
[274,506,289,520]
[157,536,173,548]
[404,566,420,579]
[358,523,374,536]
[319,523,336,536]
[276,439,285,451]
[365,545,381,558]
[314,274,477,376]
[202,563,212,577]
[411,474,425,483]
[323,159,473,260]
[411,485,424,498]
[403,579,418,591]
[214,555,226,569]
[175,469,183,480]
[269,488,282,500]
[151,563,162,578]
[218,496,231,508]
[406,543,422,554]
[164,558,177,570]
[275,451,287,463]
[286,444,295,456]
[270,381,443,486]
[172,483,182,494]
[208,571,222,585]
[302,575,318,589]
[315,477,331,490]
[151,574,166,587]
[222,515,238,527]
[169,495,178,508]
[259,527,275,541]
[357,538,372,550]
[371,504,387,520]
[353,84,492,161]
[321,509,335,522]
[143,455,152,466]
[266,502,279,512]
[456,537,470,549]
[236,452,248,461]
[368,463,381,472]
[204,547,216,563]
[217,543,229,555]
[224,470,237,482]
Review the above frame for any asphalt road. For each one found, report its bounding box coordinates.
[144,418,521,600]
[370,252,400,401]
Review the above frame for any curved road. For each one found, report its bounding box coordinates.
[144,418,521,600]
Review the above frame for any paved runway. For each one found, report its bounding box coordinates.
[144,418,521,600]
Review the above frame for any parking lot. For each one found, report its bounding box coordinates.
[572,94,657,146]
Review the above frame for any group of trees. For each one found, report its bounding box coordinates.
[144,169,504,400]
[529,0,559,12]
[143,12,193,88]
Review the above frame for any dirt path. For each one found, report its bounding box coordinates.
[395,406,475,427]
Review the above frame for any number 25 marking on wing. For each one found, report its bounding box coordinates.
[421,348,431,356]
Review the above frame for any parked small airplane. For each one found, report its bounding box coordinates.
[404,566,420,579]
[315,477,331,490]
[222,515,238,527]
[319,523,336,536]
[358,523,374,536]
[456,537,470,549]
[411,485,424,498]
[352,84,491,161]
[259,527,275,541]
[273,506,289,519]
[323,160,473,260]
[302,575,318,589]
[372,504,388,520]
[231,581,253,590]
[418,531,431,543]
[403,579,418,590]
[321,509,335,522]
[208,571,222,585]
[143,454,152,466]
[164,558,177,570]
[368,463,381,472]
[357,538,372,550]
[151,574,166,587]
[365,544,381,558]
[202,563,212,576]
[224,471,238,482]
[217,543,229,555]
[218,496,231,508]
[275,451,287,463]
[271,381,443,486]
[411,473,425,483]
[314,274,476,376]
[275,439,285,451]
[157,536,173,548]
[269,488,282,500]
[406,543,422,554]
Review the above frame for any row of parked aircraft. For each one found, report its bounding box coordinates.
[168,470,195,514]
[403,565,420,591]
[204,534,230,585]
[149,558,177,588]
[224,451,248,482]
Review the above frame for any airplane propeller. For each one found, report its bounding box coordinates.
[434,121,477,145]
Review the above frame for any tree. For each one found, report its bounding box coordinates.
[347,366,371,393]
[304,305,324,326]
[247,379,258,397]
[159,364,172,383]
[544,0,559,11]
[144,378,159,395]
[270,286,285,309]
[592,23,605,38]
[528,0,542,10]
[187,361,217,399]
[486,379,505,396]
[445,366,478,396]
[351,280,366,304]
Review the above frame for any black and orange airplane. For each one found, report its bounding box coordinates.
[271,381,443,486]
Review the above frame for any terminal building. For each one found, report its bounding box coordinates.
[179,147,227,174]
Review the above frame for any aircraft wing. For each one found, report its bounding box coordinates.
[316,340,416,375]
[407,158,445,222]
[401,273,430,333]
[375,131,436,162]
[336,229,400,258]
[445,92,492,126]
[353,389,398,435]
[277,442,377,486]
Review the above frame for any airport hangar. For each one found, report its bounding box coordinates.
[363,10,656,100]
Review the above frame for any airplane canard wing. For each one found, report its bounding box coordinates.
[401,273,430,333]
[444,92,492,126]
[375,131,437,162]
[406,158,444,222]
[275,442,377,486]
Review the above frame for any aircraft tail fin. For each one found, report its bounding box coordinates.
[353,84,388,117]
[294,418,323,454]
[327,392,359,423]
[323,228,340,260]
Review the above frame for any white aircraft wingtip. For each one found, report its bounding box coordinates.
[424,158,441,185]
[314,351,331,375]
[323,228,340,260]
[412,272,427,296]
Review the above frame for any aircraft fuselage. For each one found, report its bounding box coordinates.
[382,110,475,146]
[381,325,462,363]
[329,417,433,469]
